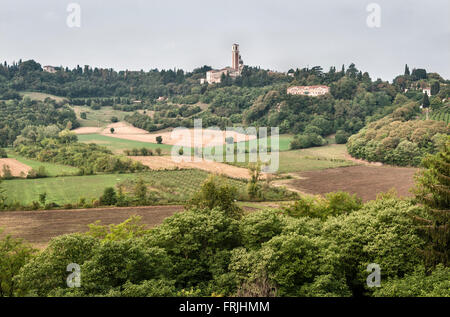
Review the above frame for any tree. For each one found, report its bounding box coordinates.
[58,130,78,144]
[0,149,7,158]
[404,64,410,76]
[156,136,163,144]
[431,81,440,96]
[422,92,430,108]
[0,180,7,209]
[335,130,350,144]
[110,127,115,134]
[187,175,241,219]
[247,163,262,200]
[373,264,450,297]
[134,178,147,204]
[155,148,162,156]
[39,192,47,207]
[1,165,13,180]
[0,232,36,296]
[15,234,99,296]
[100,187,117,205]
[110,116,118,123]
[413,138,450,267]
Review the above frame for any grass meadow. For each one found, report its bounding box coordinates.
[78,134,173,154]
[2,169,247,206]
[20,91,67,103]
[6,151,80,176]
[73,106,132,127]
[227,144,354,173]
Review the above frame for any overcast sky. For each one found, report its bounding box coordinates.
[1,0,449,81]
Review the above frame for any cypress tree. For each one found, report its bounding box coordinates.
[422,92,430,108]
[404,64,410,76]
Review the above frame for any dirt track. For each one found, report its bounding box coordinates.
[0,205,183,249]
[0,158,32,178]
[286,165,418,202]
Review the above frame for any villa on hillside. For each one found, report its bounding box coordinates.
[422,87,432,96]
[43,65,57,73]
[287,85,330,96]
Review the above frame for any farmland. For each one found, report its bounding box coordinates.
[228,144,355,173]
[6,151,79,176]
[285,165,418,202]
[77,133,173,154]
[2,169,247,206]
[20,91,67,103]
[0,205,184,249]
[73,106,131,127]
[422,107,450,124]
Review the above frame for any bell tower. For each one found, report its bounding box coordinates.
[232,44,240,72]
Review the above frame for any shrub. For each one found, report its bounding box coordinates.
[100,187,117,206]
[0,148,7,158]
[1,165,13,179]
[335,130,350,144]
[284,192,362,220]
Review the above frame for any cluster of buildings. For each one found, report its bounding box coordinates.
[422,87,432,96]
[201,44,244,84]
[43,65,57,73]
[404,87,432,96]
[287,85,330,96]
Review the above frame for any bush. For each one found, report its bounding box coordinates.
[284,192,362,220]
[187,175,242,219]
[100,187,117,206]
[1,165,13,179]
[290,133,326,149]
[0,148,7,158]
[335,130,350,144]
[373,265,450,297]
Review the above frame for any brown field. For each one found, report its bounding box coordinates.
[130,156,260,180]
[285,165,418,202]
[0,158,32,178]
[0,205,184,249]
[101,122,256,147]
[72,127,103,134]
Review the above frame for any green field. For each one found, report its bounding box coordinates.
[228,144,354,173]
[276,145,354,173]
[78,134,173,154]
[2,169,247,206]
[4,173,135,205]
[6,151,79,176]
[20,91,67,103]
[73,106,133,127]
